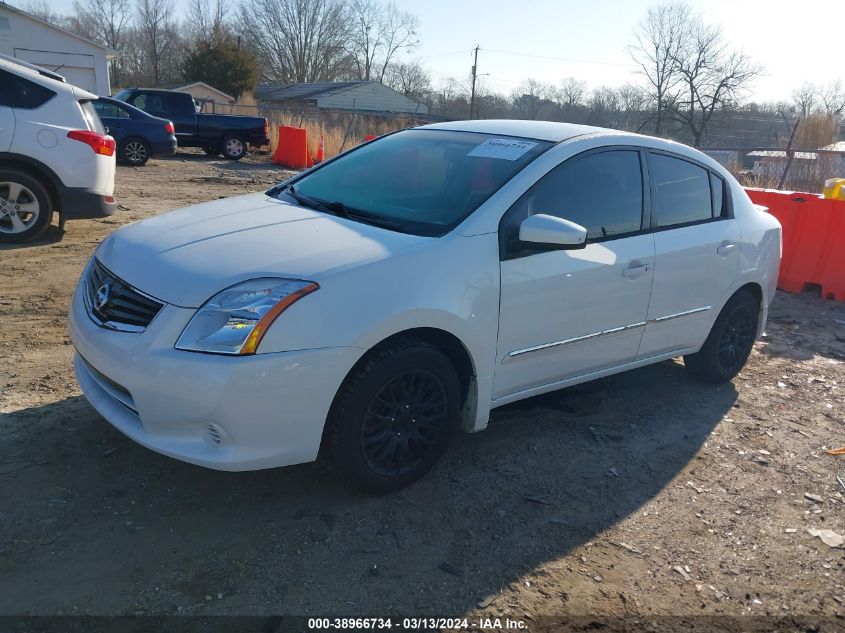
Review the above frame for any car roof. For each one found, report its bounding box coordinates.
[419,119,615,143]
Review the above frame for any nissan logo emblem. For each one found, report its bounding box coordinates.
[94,282,111,311]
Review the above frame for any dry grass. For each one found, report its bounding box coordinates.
[794,115,838,149]
[267,111,417,161]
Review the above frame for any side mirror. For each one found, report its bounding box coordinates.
[519,214,588,248]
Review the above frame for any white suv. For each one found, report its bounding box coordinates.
[0,54,116,242]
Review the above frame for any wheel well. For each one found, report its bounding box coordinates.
[736,282,763,309]
[365,328,475,405]
[0,158,59,213]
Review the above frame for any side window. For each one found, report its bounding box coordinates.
[94,101,127,118]
[501,149,644,258]
[650,153,713,227]
[710,172,725,218]
[0,69,56,109]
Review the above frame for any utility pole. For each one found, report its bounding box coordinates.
[469,45,479,119]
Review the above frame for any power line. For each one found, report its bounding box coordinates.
[482,48,636,68]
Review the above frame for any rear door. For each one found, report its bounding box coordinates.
[637,151,740,358]
[494,148,655,400]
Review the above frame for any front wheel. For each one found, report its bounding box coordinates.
[0,170,53,243]
[321,338,461,492]
[684,290,759,383]
[220,135,246,160]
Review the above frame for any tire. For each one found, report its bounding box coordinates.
[220,135,246,160]
[321,338,462,492]
[684,290,759,384]
[203,146,219,156]
[120,138,150,166]
[0,169,53,243]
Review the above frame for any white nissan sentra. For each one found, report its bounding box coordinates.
[69,120,781,491]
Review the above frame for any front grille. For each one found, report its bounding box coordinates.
[85,258,163,331]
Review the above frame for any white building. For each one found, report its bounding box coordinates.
[255,81,428,115]
[0,2,117,95]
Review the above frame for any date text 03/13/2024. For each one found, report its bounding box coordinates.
[306,617,527,630]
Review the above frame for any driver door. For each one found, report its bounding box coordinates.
[494,148,655,401]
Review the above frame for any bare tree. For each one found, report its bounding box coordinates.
[629,1,687,135]
[237,0,349,83]
[345,0,419,82]
[511,79,553,120]
[818,80,845,118]
[556,77,587,107]
[791,82,818,118]
[21,0,64,24]
[135,0,182,85]
[186,0,230,44]
[667,13,761,146]
[383,59,430,99]
[72,0,133,85]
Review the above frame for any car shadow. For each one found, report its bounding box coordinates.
[0,224,65,249]
[0,360,735,616]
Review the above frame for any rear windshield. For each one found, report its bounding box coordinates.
[79,100,106,134]
[279,129,552,236]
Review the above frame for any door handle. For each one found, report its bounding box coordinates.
[622,264,650,278]
[717,242,737,256]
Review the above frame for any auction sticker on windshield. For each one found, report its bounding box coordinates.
[467,138,538,160]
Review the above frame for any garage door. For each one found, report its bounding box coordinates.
[14,49,97,92]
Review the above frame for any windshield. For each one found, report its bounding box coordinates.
[275,129,552,236]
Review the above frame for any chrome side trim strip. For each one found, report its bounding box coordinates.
[508,321,647,358]
[651,306,711,322]
[506,306,711,359]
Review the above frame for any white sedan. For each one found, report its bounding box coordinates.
[69,120,781,491]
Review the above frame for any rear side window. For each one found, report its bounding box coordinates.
[167,93,195,115]
[710,172,725,217]
[0,69,56,109]
[94,100,130,119]
[651,154,713,227]
[79,100,106,134]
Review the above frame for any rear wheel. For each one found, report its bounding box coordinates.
[0,170,52,243]
[120,138,150,166]
[684,290,759,383]
[321,338,461,492]
[221,135,246,160]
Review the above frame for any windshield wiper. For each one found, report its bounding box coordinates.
[283,186,406,231]
[282,185,348,218]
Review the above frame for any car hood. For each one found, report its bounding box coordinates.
[95,192,430,307]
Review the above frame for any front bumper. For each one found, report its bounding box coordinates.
[68,274,361,471]
[59,186,117,219]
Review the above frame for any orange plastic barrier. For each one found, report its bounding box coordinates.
[745,188,845,301]
[272,125,309,169]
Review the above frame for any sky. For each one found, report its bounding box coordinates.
[42,0,845,102]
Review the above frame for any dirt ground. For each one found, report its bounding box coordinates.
[1,150,844,626]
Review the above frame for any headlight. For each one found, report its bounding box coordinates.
[175,278,318,355]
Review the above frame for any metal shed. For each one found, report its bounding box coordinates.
[254,81,428,115]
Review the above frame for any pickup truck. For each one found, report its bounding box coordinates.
[113,88,270,160]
